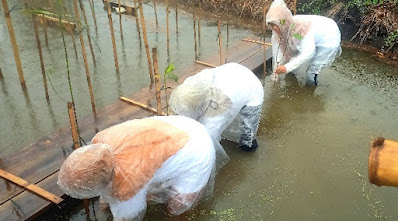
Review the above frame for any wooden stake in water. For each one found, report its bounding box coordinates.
[175,0,178,34]
[153,0,158,27]
[166,0,170,51]
[193,12,198,60]
[61,1,78,58]
[87,0,98,34]
[1,0,26,88]
[263,6,267,75]
[73,0,97,119]
[78,0,96,65]
[133,0,142,42]
[42,17,49,47]
[106,0,120,73]
[117,0,124,37]
[27,0,49,100]
[138,0,154,83]
[198,0,201,41]
[293,0,297,15]
[48,0,53,9]
[226,16,229,46]
[67,102,80,149]
[217,19,223,65]
[152,48,162,115]
[0,68,3,79]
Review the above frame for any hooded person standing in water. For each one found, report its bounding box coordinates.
[266,0,342,85]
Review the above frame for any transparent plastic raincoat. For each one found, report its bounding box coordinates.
[58,116,228,221]
[169,62,264,151]
[266,0,341,84]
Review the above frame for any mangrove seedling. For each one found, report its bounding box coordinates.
[162,63,178,115]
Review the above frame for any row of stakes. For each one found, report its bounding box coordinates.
[1,0,270,151]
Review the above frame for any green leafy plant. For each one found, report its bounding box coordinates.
[299,0,337,15]
[385,29,398,51]
[162,63,178,115]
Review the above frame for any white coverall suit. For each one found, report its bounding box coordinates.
[169,62,264,151]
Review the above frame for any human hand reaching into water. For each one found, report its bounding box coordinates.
[275,65,287,74]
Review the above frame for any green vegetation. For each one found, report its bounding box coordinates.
[162,63,178,115]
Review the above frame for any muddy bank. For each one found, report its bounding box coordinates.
[181,0,398,65]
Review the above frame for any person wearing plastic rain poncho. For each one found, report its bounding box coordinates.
[57,116,229,221]
[169,62,264,152]
[266,0,341,85]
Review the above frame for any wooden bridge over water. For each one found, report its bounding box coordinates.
[0,37,272,220]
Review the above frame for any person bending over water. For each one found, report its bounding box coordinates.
[58,116,228,221]
[169,62,264,152]
[266,0,341,85]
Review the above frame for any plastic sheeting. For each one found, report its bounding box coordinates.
[58,116,225,221]
[169,62,264,148]
[266,0,341,83]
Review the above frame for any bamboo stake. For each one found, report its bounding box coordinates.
[87,0,98,34]
[133,0,142,43]
[1,0,26,88]
[194,60,216,68]
[61,2,78,58]
[0,169,63,204]
[198,0,201,41]
[119,96,166,115]
[42,17,49,47]
[117,0,124,37]
[193,12,197,60]
[293,0,297,15]
[242,38,272,46]
[138,0,154,83]
[27,0,49,100]
[175,0,178,34]
[263,6,267,75]
[217,19,222,65]
[152,48,162,115]
[226,16,229,46]
[78,0,96,65]
[153,0,158,26]
[71,32,78,58]
[48,0,53,9]
[166,0,169,51]
[67,102,80,149]
[106,0,120,73]
[73,0,97,119]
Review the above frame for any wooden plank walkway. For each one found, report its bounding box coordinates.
[0,36,271,220]
[104,0,136,15]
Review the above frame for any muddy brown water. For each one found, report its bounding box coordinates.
[1,1,398,221]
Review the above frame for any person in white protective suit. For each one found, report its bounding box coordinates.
[169,62,264,152]
[57,116,228,221]
[266,0,341,85]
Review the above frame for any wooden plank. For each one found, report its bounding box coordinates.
[0,172,65,221]
[242,38,273,46]
[0,169,62,205]
[36,14,76,32]
[194,60,217,68]
[104,0,136,16]
[119,97,166,116]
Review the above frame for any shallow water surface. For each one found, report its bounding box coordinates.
[39,47,398,221]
